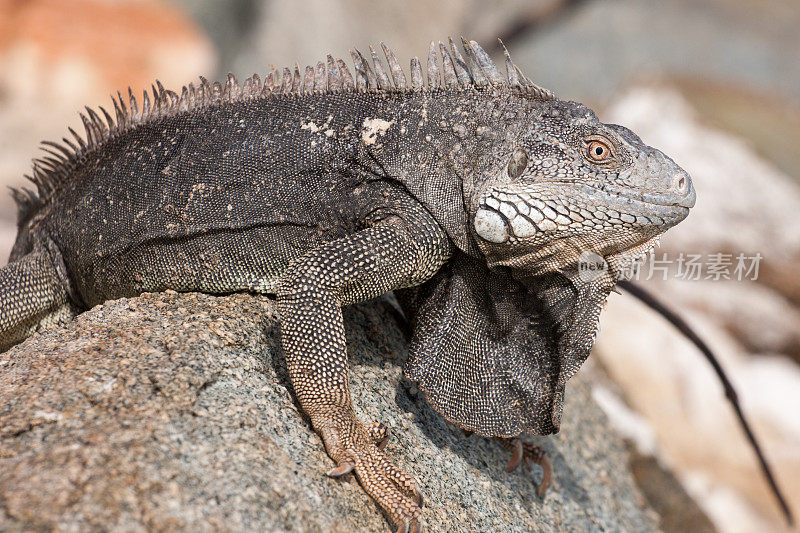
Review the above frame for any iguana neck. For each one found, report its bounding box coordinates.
[365,87,544,256]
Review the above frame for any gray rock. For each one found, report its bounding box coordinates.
[0,292,658,532]
[512,0,800,107]
[175,0,554,82]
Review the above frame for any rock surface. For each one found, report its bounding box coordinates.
[0,292,658,532]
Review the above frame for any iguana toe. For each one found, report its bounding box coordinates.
[505,438,525,472]
[498,437,553,498]
[351,448,423,527]
[396,519,423,533]
[366,421,391,449]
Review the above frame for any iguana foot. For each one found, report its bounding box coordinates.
[496,437,553,498]
[316,413,422,532]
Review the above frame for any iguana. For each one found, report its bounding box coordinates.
[0,38,790,530]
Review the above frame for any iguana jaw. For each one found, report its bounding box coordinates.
[472,178,690,276]
[479,230,665,278]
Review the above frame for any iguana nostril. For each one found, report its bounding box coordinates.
[676,173,696,207]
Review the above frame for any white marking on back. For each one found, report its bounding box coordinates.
[361,117,393,145]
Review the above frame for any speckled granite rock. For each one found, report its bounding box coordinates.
[0,292,658,532]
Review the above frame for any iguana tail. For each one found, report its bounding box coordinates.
[619,280,794,526]
[0,249,75,352]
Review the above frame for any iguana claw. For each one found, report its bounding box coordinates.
[505,438,525,472]
[396,519,422,533]
[498,437,553,498]
[326,462,354,477]
[396,520,422,533]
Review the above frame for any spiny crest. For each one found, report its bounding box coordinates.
[13,38,553,225]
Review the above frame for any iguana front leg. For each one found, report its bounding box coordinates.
[276,212,451,532]
[0,247,75,352]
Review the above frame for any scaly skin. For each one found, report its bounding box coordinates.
[0,39,694,530]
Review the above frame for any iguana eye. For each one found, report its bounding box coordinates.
[507,148,528,179]
[586,140,611,162]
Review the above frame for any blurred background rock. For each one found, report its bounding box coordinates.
[1,0,798,531]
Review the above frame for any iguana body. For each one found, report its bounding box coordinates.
[1,40,696,530]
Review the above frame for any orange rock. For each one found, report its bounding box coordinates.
[0,0,216,103]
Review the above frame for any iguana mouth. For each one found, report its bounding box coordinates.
[538,174,695,210]
[571,181,695,214]
[597,183,695,209]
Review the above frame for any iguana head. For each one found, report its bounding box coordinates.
[471,99,695,280]
[401,96,696,437]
